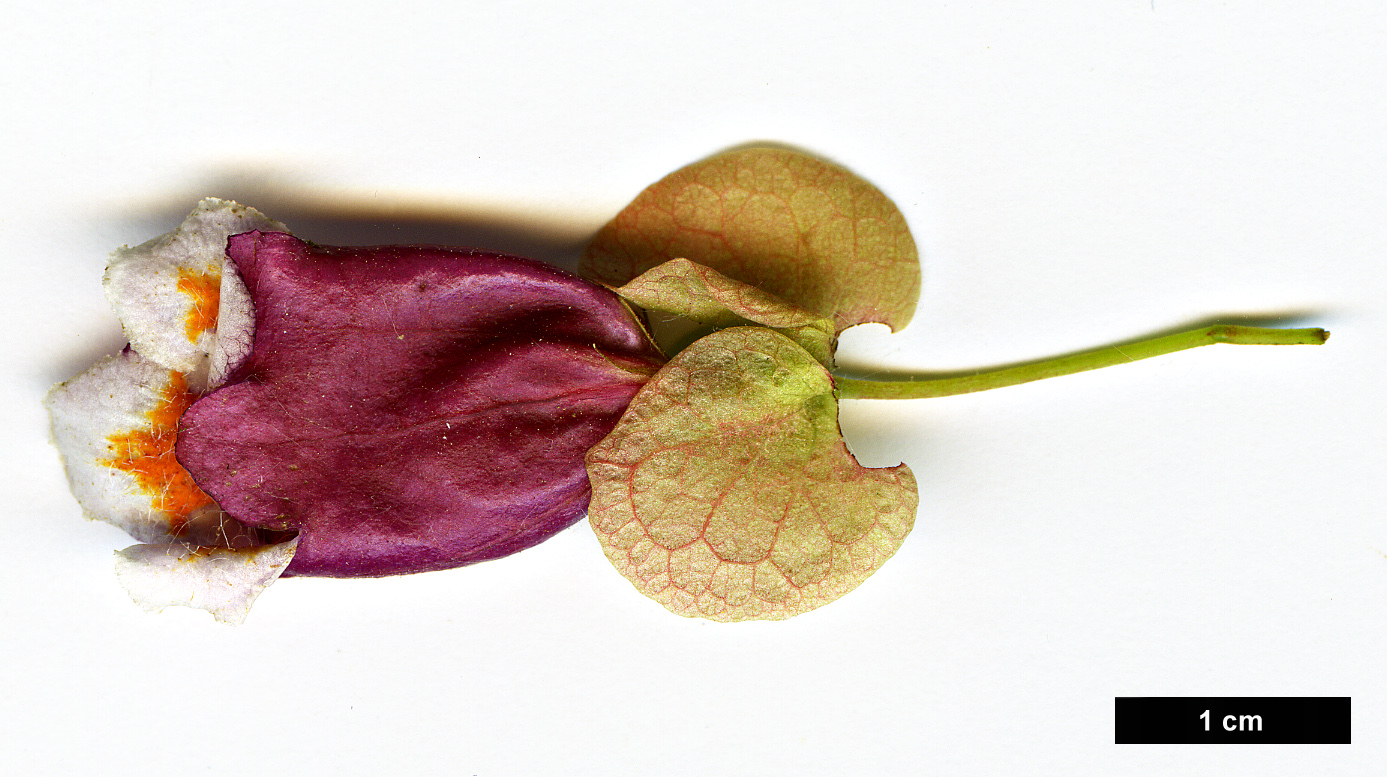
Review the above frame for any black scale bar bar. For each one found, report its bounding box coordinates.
[1115,697,1350,744]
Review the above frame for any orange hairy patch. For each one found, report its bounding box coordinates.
[177,269,220,343]
[102,371,214,528]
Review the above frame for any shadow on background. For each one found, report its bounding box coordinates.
[119,168,610,274]
[108,142,870,275]
[95,164,1333,388]
[51,167,636,386]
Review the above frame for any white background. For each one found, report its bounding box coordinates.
[3,2,1383,774]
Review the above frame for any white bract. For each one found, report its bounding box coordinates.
[45,199,298,623]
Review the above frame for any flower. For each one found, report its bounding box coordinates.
[47,200,664,622]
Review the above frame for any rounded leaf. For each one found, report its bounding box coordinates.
[586,327,918,621]
[609,258,836,367]
[581,148,920,333]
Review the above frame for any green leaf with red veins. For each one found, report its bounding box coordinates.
[586,326,918,621]
[609,258,836,367]
[581,148,920,334]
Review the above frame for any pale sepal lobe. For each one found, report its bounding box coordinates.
[113,537,298,625]
[103,198,286,392]
[45,348,246,545]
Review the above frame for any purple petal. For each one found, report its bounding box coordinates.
[177,232,663,577]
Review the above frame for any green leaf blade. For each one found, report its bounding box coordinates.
[586,327,918,621]
[610,257,837,366]
[582,148,921,333]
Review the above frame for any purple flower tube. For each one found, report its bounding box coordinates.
[177,232,664,577]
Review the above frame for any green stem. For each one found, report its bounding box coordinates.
[834,325,1328,401]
